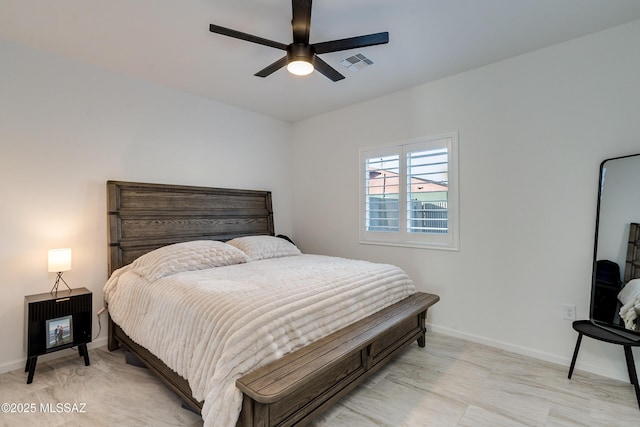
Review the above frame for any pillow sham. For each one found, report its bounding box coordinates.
[226,235,301,261]
[131,240,249,281]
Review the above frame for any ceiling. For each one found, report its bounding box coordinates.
[2,0,640,123]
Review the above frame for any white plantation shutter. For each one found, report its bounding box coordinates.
[365,153,400,232]
[360,133,459,250]
[406,147,448,234]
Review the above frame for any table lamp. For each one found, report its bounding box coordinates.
[48,248,72,294]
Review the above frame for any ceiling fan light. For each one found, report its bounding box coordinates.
[287,59,314,76]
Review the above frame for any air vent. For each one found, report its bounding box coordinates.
[339,53,374,72]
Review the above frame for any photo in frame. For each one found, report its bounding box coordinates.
[46,315,73,349]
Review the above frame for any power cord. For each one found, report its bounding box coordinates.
[93,306,107,340]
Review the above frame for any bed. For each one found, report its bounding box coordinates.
[619,223,640,330]
[105,180,439,427]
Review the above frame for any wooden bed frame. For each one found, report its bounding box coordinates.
[106,180,439,426]
[625,222,640,283]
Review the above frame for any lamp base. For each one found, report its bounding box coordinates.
[51,272,72,295]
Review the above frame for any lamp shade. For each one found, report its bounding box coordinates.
[48,248,72,272]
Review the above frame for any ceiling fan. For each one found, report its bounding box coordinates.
[209,0,389,82]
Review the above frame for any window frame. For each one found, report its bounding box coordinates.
[359,132,459,251]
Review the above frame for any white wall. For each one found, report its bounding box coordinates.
[291,20,640,381]
[0,39,293,373]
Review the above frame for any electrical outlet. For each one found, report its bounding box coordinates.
[562,304,576,321]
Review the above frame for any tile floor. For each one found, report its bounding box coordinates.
[1,333,638,426]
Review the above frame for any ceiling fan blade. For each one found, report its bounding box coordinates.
[209,24,287,50]
[313,32,389,54]
[313,56,345,82]
[291,0,312,44]
[254,56,288,78]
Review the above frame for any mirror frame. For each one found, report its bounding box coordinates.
[590,153,640,340]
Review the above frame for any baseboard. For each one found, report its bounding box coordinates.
[427,323,631,383]
[0,336,108,375]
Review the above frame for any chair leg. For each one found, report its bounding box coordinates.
[568,333,583,379]
[623,346,640,409]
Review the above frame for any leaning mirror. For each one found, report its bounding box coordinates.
[591,153,640,339]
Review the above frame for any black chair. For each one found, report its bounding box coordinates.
[568,320,640,409]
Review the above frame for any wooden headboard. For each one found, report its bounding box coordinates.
[625,222,640,282]
[107,181,274,275]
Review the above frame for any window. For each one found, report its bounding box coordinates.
[360,133,459,250]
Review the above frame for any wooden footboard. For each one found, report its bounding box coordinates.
[108,292,439,426]
[236,292,439,427]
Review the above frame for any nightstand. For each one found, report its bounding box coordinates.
[24,287,92,383]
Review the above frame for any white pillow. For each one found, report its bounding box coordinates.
[131,240,249,280]
[226,235,301,261]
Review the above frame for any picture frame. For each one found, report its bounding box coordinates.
[46,315,73,349]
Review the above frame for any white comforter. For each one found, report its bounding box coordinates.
[103,254,416,427]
